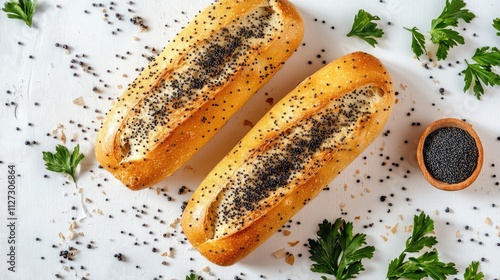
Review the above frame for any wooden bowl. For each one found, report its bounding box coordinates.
[416,118,483,191]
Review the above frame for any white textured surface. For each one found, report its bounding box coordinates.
[0,0,499,279]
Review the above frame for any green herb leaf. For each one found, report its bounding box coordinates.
[2,0,37,27]
[431,28,464,61]
[462,47,500,99]
[387,212,458,280]
[464,261,484,280]
[413,251,457,280]
[42,144,85,182]
[347,9,384,47]
[404,212,438,253]
[494,18,500,36]
[308,218,375,280]
[404,27,426,59]
[429,0,475,60]
[185,273,203,280]
[470,46,500,65]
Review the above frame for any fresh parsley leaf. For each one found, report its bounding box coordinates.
[308,218,375,280]
[431,28,464,61]
[464,261,484,280]
[462,47,500,99]
[387,212,458,280]
[404,211,437,253]
[429,0,475,60]
[347,9,384,47]
[470,46,500,65]
[185,273,203,280]
[42,144,85,182]
[2,0,37,28]
[432,0,475,28]
[494,18,500,36]
[404,27,426,59]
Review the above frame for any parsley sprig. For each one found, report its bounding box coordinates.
[430,0,475,60]
[387,212,458,280]
[405,0,475,60]
[404,27,426,58]
[493,18,500,36]
[347,10,384,47]
[462,47,500,99]
[185,273,203,280]
[2,0,37,28]
[464,261,484,280]
[308,218,375,280]
[42,144,85,183]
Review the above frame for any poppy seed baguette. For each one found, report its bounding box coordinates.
[95,0,304,190]
[181,52,395,266]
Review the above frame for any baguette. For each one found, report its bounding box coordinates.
[95,0,304,190]
[181,52,395,266]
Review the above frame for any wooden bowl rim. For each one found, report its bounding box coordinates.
[416,118,484,191]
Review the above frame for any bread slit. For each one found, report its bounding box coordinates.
[117,6,277,161]
[96,0,304,190]
[205,85,383,239]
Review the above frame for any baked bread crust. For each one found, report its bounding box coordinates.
[181,52,395,266]
[95,0,304,190]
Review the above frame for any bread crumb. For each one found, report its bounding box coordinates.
[52,124,67,143]
[288,241,299,247]
[170,218,180,228]
[203,266,211,272]
[391,223,399,234]
[285,254,295,265]
[456,230,462,238]
[58,232,65,241]
[380,235,388,242]
[73,97,85,106]
[272,248,286,259]
[485,217,492,226]
[404,225,413,233]
[66,231,75,240]
[339,202,346,210]
[282,229,291,236]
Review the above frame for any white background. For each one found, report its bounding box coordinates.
[1,0,499,279]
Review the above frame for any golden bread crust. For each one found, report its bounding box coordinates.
[95,0,304,190]
[181,52,395,266]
